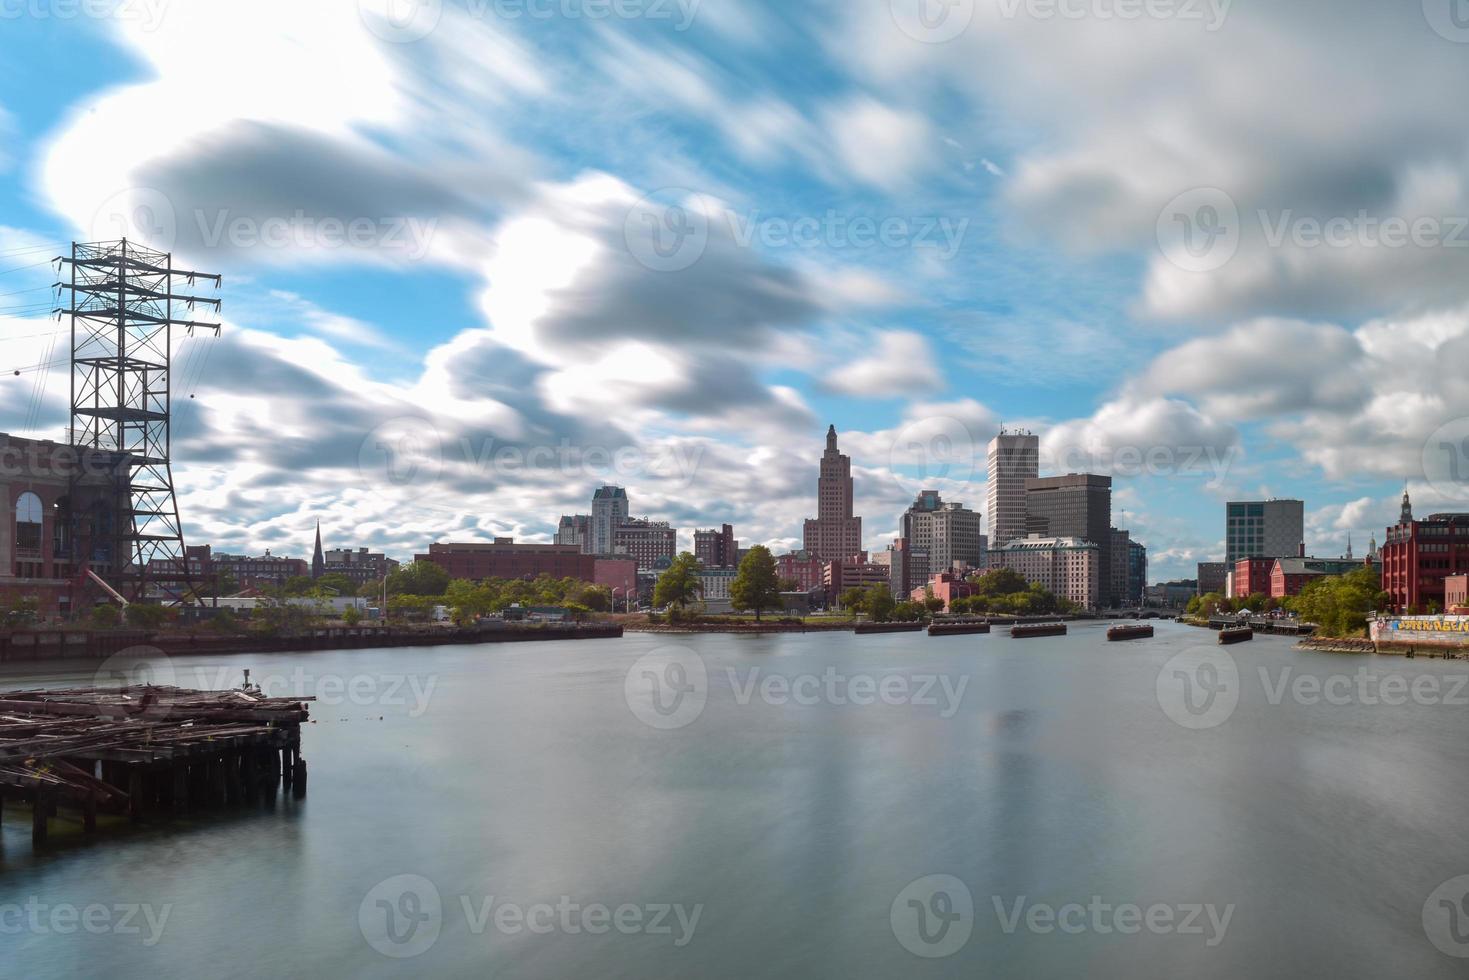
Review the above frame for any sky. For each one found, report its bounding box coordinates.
[2,0,1469,580]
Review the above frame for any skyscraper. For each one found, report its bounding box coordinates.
[987,430,1039,550]
[695,524,738,569]
[901,490,984,587]
[802,425,863,562]
[1026,474,1113,604]
[1224,499,1304,565]
[590,486,629,556]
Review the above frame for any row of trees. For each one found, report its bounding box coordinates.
[653,545,788,621]
[1187,567,1393,636]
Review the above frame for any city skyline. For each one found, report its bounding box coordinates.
[0,4,1466,584]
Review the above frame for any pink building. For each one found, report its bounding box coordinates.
[824,552,889,600]
[776,552,825,593]
[912,571,977,611]
[593,557,638,604]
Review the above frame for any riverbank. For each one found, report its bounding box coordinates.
[0,622,623,663]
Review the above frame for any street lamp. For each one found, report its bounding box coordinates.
[612,586,625,614]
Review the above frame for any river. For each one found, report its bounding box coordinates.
[3,621,1468,978]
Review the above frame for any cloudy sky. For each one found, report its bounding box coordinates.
[3,0,1469,579]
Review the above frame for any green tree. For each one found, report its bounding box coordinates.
[838,587,870,614]
[866,583,896,622]
[124,603,167,630]
[342,606,362,626]
[972,568,1030,597]
[891,600,925,622]
[777,577,802,593]
[654,552,703,617]
[387,561,451,597]
[730,545,782,621]
[314,572,358,596]
[281,575,316,597]
[1290,566,1388,637]
[444,578,495,626]
[88,604,122,628]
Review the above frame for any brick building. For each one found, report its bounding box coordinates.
[1380,492,1469,613]
[1446,574,1468,614]
[694,524,738,569]
[776,552,825,593]
[417,540,597,582]
[1270,556,1377,599]
[802,426,862,561]
[913,571,977,612]
[613,518,677,572]
[0,434,132,618]
[823,553,890,601]
[321,547,399,586]
[1230,557,1277,599]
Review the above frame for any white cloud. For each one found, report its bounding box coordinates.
[822,330,941,396]
[821,97,935,191]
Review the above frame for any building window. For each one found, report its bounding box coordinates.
[16,491,43,557]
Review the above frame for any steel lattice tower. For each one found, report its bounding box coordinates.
[57,239,221,602]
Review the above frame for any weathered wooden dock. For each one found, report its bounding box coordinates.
[0,684,311,844]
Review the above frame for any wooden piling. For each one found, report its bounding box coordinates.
[32,787,48,844]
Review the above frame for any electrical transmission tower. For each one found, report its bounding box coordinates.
[56,239,221,603]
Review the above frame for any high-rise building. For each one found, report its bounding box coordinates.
[802,425,863,562]
[613,518,677,572]
[1196,561,1227,596]
[590,486,629,556]
[987,430,1039,550]
[901,490,984,581]
[1127,539,1148,606]
[694,524,738,569]
[556,514,591,552]
[1110,528,1133,606]
[1224,499,1304,565]
[1025,474,1113,604]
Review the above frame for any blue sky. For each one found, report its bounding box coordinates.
[2,0,1468,579]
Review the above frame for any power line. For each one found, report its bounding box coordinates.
[0,258,57,277]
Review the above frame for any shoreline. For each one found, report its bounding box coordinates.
[0,623,624,664]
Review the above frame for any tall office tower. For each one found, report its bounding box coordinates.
[987,430,1039,550]
[694,524,738,569]
[590,486,629,556]
[556,514,592,552]
[802,425,863,561]
[1025,473,1113,605]
[1224,499,1305,564]
[901,490,984,585]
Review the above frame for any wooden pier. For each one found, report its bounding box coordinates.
[0,684,311,845]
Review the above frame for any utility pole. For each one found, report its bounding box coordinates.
[57,239,221,604]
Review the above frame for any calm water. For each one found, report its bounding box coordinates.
[3,622,1469,978]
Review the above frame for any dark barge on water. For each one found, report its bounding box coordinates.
[1011,623,1068,639]
[928,620,991,637]
[855,622,926,635]
[0,683,311,844]
[1107,624,1155,641]
[1218,627,1254,645]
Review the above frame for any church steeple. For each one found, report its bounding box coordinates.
[1400,487,1414,525]
[311,520,325,579]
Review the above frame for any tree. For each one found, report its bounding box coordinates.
[777,577,802,593]
[866,583,896,622]
[88,604,122,628]
[972,568,1030,598]
[923,586,945,614]
[1289,566,1388,637]
[838,587,870,613]
[342,606,362,626]
[654,552,703,617]
[125,603,168,630]
[891,600,925,622]
[730,545,782,621]
[315,572,358,597]
[387,561,451,597]
[281,575,316,597]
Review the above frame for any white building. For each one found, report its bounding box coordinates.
[988,535,1101,610]
[590,486,629,556]
[987,431,1039,550]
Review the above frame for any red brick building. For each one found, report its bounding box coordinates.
[418,540,598,582]
[1270,557,1377,599]
[694,524,738,569]
[824,553,889,601]
[776,552,825,593]
[1231,557,1277,598]
[1,434,133,619]
[1381,493,1469,613]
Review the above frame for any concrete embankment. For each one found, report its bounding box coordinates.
[0,623,623,663]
